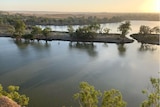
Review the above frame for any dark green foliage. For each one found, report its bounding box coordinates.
[23,34,34,40]
[74,23,100,39]
[13,20,26,38]
[118,21,131,38]
[74,82,126,107]
[0,84,29,106]
[42,27,51,39]
[31,26,42,36]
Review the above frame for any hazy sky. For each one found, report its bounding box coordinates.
[0,0,159,13]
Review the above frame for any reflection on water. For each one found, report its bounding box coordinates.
[13,39,51,50]
[69,42,98,57]
[138,43,157,52]
[117,44,126,57]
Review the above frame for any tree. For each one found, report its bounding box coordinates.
[75,23,100,39]
[31,26,42,36]
[139,25,151,35]
[151,26,160,34]
[13,20,26,39]
[67,25,74,37]
[103,27,110,34]
[74,82,126,107]
[102,89,126,107]
[31,26,42,39]
[74,82,102,107]
[141,77,160,107]
[0,84,29,106]
[118,21,131,38]
[42,27,51,39]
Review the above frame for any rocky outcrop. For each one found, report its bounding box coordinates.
[0,96,20,107]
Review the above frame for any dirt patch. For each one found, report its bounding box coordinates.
[0,96,20,107]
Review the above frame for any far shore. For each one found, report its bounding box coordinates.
[0,32,134,44]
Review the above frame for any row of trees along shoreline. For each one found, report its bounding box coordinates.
[1,19,160,43]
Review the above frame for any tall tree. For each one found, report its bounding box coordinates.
[31,26,42,39]
[13,20,26,39]
[118,21,131,38]
[42,27,52,41]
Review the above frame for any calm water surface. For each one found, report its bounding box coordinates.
[0,21,159,107]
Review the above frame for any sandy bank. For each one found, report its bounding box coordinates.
[0,32,134,44]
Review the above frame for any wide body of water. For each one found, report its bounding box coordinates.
[0,21,159,107]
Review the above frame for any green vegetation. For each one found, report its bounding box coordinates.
[31,26,42,37]
[74,82,126,107]
[0,77,159,107]
[42,27,52,40]
[0,84,29,106]
[118,21,131,38]
[141,77,160,107]
[139,25,160,35]
[13,20,26,39]
[71,23,100,39]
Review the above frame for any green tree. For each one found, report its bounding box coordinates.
[31,26,42,39]
[74,82,126,107]
[75,23,100,39]
[31,26,42,36]
[118,21,131,38]
[141,77,160,107]
[0,84,29,106]
[13,20,26,39]
[139,25,151,35]
[74,82,102,107]
[42,27,51,39]
[102,89,126,107]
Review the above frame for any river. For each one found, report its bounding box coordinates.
[0,20,159,107]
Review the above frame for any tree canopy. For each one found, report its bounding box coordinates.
[118,21,131,38]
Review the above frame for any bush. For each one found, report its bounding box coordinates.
[74,82,126,107]
[0,84,29,106]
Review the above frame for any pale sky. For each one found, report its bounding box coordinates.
[0,0,159,13]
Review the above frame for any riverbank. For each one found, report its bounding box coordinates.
[0,32,134,44]
[130,34,160,45]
